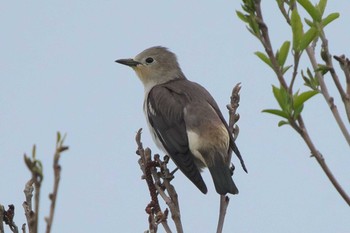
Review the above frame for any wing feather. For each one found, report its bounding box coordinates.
[146,84,207,194]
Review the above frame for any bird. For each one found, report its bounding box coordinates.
[115,46,247,195]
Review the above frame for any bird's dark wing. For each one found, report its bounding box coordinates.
[146,84,208,194]
[164,79,248,173]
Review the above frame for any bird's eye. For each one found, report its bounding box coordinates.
[145,57,154,64]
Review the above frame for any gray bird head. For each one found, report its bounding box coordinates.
[115,46,186,91]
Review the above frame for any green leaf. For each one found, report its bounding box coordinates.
[278,120,289,127]
[277,41,291,66]
[57,131,61,144]
[236,11,248,23]
[317,0,327,16]
[299,27,318,50]
[24,154,33,169]
[280,86,293,112]
[293,90,319,109]
[272,85,293,115]
[272,85,284,109]
[316,64,330,75]
[249,18,260,36]
[262,109,289,119]
[32,144,36,159]
[291,9,303,51]
[297,0,321,21]
[255,51,273,68]
[304,18,314,27]
[302,68,320,90]
[282,65,292,74]
[322,12,340,27]
[293,104,304,119]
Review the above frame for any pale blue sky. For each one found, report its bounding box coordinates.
[1,1,349,232]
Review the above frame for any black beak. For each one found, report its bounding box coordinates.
[115,59,141,67]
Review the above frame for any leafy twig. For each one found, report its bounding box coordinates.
[237,0,350,205]
[23,145,43,233]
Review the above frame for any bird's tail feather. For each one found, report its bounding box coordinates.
[208,160,239,195]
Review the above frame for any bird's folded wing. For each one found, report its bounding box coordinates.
[146,85,207,193]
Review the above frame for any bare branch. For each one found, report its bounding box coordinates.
[216,195,230,233]
[135,129,180,233]
[305,47,350,146]
[45,133,68,233]
[3,205,19,233]
[22,179,35,233]
[334,54,350,122]
[319,32,347,100]
[296,117,350,205]
[0,205,5,233]
[227,83,241,138]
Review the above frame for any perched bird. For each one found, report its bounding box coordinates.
[116,46,247,195]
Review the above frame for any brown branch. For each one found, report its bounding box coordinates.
[319,32,347,101]
[3,205,19,233]
[334,54,350,122]
[45,134,68,233]
[135,129,177,233]
[23,146,42,233]
[240,0,350,205]
[215,83,243,233]
[0,205,5,233]
[22,179,35,233]
[216,196,230,233]
[297,116,350,205]
[155,157,181,233]
[227,83,241,138]
[254,0,288,89]
[277,1,291,25]
[289,52,301,94]
[305,47,350,146]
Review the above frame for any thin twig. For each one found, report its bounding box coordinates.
[3,205,19,233]
[227,83,241,138]
[216,195,230,233]
[296,116,350,205]
[135,129,178,233]
[254,0,288,89]
[319,31,347,101]
[45,134,68,233]
[319,30,350,122]
[216,83,243,233]
[22,179,35,233]
[23,145,42,233]
[277,1,291,25]
[334,54,350,122]
[289,52,301,94]
[33,182,40,233]
[0,205,5,233]
[305,47,350,146]
[241,0,350,205]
